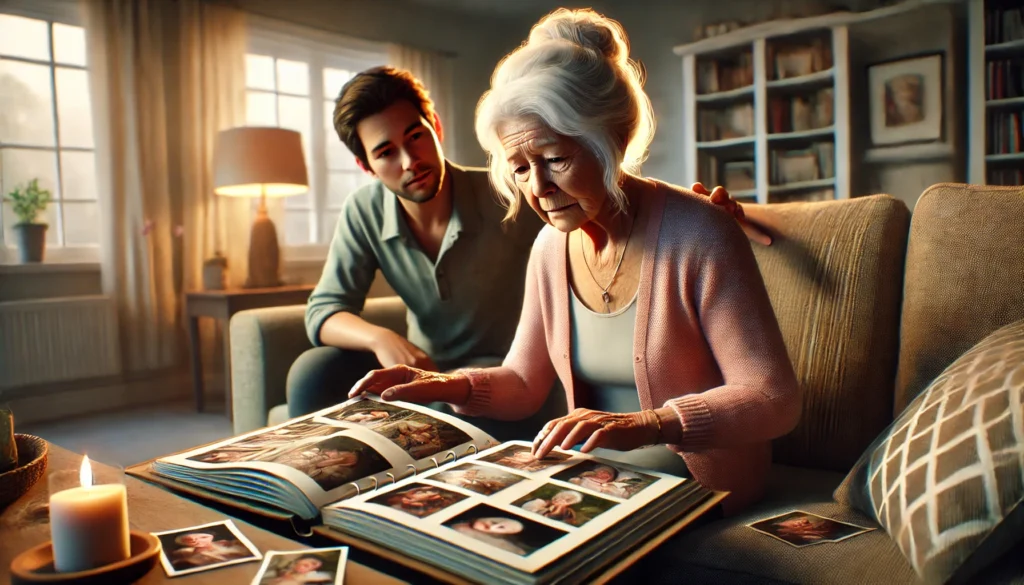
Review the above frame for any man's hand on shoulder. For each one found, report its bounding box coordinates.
[370,330,439,372]
[692,182,773,246]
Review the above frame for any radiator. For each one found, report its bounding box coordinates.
[0,296,121,389]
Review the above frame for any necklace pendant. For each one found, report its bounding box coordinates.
[601,291,611,304]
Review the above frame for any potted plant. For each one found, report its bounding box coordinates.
[5,179,51,263]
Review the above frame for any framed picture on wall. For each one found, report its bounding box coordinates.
[867,53,944,147]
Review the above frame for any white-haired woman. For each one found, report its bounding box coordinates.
[350,8,799,513]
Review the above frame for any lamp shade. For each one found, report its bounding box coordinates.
[213,127,309,197]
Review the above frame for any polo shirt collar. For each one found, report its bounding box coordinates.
[380,160,482,241]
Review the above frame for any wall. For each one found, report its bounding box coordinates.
[225,0,526,169]
[847,4,965,210]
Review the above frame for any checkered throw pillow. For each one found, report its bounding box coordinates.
[834,319,1024,584]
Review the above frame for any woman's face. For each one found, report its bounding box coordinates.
[498,118,610,233]
[292,557,323,573]
[179,532,213,547]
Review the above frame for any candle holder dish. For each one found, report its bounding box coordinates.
[0,434,49,510]
[10,530,161,585]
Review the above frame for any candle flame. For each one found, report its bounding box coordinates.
[80,455,93,488]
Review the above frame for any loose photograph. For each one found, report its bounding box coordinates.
[478,445,570,473]
[747,510,875,547]
[429,463,527,496]
[443,504,568,557]
[270,435,391,492]
[368,482,469,518]
[551,461,657,499]
[252,547,348,585]
[153,519,261,577]
[512,484,618,527]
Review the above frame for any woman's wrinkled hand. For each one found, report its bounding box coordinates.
[692,182,773,246]
[347,365,471,405]
[531,408,662,458]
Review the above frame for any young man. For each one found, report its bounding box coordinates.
[288,67,764,439]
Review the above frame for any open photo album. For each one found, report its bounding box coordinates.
[147,397,718,584]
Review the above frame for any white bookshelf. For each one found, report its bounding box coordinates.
[968,0,1024,185]
[675,0,967,203]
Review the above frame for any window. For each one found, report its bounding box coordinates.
[0,10,98,262]
[246,27,386,254]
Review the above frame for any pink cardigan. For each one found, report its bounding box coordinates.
[457,182,801,513]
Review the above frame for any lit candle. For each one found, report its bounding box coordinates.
[49,455,130,572]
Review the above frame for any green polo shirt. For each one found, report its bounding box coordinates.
[306,161,544,370]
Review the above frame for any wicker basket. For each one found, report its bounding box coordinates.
[0,434,49,510]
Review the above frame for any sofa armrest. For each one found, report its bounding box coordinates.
[229,296,408,434]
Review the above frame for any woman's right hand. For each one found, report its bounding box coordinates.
[348,365,471,405]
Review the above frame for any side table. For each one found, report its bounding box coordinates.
[185,285,314,418]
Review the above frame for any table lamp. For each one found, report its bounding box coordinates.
[213,127,308,288]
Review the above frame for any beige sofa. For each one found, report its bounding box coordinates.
[229,183,1024,583]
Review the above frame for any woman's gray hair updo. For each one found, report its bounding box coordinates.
[475,9,656,220]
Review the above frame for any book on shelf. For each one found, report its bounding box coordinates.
[767,37,832,80]
[133,397,719,585]
[696,52,753,94]
[769,88,833,133]
[698,102,754,141]
[985,5,1024,45]
[722,161,756,192]
[989,168,1023,186]
[986,59,1023,100]
[770,142,834,185]
[988,110,1023,154]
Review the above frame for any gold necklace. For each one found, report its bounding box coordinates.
[580,210,637,308]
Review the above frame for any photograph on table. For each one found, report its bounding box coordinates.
[551,461,657,499]
[269,435,390,492]
[252,546,349,585]
[429,463,527,496]
[321,400,408,428]
[747,510,875,547]
[368,482,469,518]
[442,504,568,557]
[153,519,262,577]
[478,444,571,473]
[230,420,341,449]
[186,445,275,464]
[512,483,618,527]
[372,414,473,460]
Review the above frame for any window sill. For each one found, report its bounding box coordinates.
[0,261,101,275]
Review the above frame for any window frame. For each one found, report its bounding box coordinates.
[247,18,387,263]
[0,0,100,265]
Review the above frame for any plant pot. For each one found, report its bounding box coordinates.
[13,223,47,263]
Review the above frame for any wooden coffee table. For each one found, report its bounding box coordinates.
[0,443,403,584]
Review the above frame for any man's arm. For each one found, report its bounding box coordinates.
[306,192,436,370]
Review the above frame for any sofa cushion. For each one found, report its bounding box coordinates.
[743,195,910,471]
[895,183,1024,413]
[620,465,919,585]
[836,319,1024,584]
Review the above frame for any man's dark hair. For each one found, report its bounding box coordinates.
[332,66,436,168]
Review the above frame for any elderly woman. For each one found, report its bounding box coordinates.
[350,8,799,513]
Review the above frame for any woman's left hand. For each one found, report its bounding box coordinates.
[531,408,661,458]
[692,182,773,246]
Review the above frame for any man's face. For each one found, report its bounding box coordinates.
[356,100,445,204]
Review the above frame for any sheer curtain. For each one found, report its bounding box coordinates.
[388,44,458,163]
[82,0,248,373]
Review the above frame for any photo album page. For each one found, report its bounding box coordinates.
[152,397,497,519]
[322,441,698,578]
